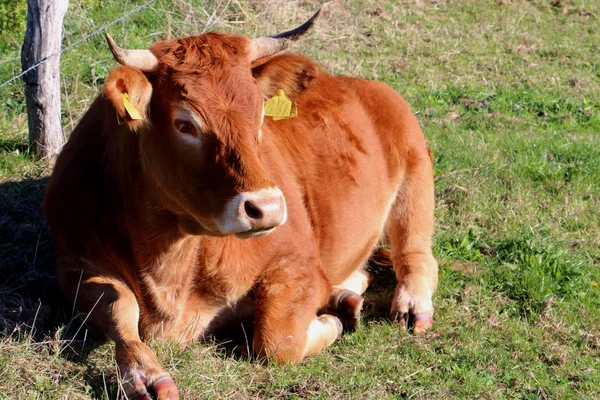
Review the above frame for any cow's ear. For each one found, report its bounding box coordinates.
[252,54,320,101]
[103,65,152,130]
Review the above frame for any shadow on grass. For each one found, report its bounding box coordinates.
[362,263,398,321]
[0,177,66,336]
[0,136,32,155]
[0,176,114,397]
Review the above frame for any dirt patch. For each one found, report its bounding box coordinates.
[551,0,596,17]
[446,261,480,277]
[367,7,389,19]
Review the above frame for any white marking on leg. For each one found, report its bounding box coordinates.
[302,315,342,358]
[334,269,370,295]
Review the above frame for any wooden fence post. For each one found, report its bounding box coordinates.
[21,0,69,158]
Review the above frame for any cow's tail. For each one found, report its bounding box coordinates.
[369,246,393,268]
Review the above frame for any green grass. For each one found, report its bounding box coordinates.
[1,0,600,398]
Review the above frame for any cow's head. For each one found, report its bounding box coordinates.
[102,11,320,239]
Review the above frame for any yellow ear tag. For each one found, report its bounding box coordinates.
[273,101,297,121]
[264,89,297,120]
[121,92,142,120]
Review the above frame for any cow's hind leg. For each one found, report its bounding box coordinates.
[59,267,178,399]
[326,268,372,330]
[253,262,342,364]
[386,147,438,333]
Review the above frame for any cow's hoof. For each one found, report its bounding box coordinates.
[390,310,433,334]
[117,341,179,400]
[412,312,434,334]
[150,376,179,400]
[130,374,179,400]
[337,291,364,331]
[390,274,435,334]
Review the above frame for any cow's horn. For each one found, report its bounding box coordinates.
[249,9,321,62]
[105,33,160,73]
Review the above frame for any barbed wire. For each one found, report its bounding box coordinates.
[0,0,156,90]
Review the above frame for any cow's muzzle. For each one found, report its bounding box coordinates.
[217,187,287,238]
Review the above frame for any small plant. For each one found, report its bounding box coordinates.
[487,236,595,317]
[0,0,26,51]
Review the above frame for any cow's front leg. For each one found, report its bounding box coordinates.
[253,263,342,363]
[60,271,178,399]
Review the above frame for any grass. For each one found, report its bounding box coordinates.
[1,0,600,398]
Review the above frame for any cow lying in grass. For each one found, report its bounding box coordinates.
[44,10,438,399]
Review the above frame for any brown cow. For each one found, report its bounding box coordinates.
[43,10,438,399]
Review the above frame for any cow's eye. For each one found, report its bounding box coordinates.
[175,119,195,135]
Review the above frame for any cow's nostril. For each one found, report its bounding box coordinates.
[244,200,263,220]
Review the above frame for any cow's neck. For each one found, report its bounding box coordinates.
[105,128,260,315]
[129,190,200,279]
[126,189,257,303]
[103,129,199,290]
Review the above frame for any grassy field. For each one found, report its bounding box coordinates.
[1,0,600,398]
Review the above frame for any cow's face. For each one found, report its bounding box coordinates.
[103,12,319,237]
[104,35,286,238]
